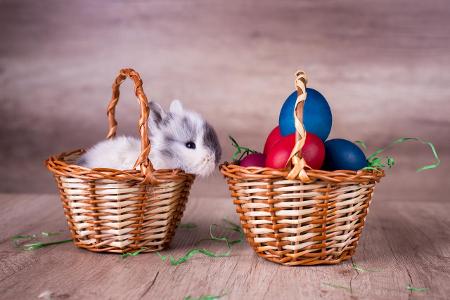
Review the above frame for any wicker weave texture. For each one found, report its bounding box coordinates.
[46,69,195,253]
[221,165,382,265]
[53,161,193,253]
[220,70,384,265]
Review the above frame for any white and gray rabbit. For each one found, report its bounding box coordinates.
[78,100,221,177]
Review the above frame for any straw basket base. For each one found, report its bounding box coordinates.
[44,69,198,253]
[221,164,383,266]
[260,249,355,266]
[47,150,195,254]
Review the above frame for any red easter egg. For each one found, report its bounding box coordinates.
[265,132,325,169]
[263,126,283,155]
[302,132,325,169]
[239,153,266,167]
[265,134,295,169]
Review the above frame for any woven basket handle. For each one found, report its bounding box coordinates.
[106,68,156,184]
[286,70,311,182]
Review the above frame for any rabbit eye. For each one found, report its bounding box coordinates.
[185,141,196,149]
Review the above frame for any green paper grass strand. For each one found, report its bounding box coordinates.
[209,224,242,247]
[41,231,60,237]
[121,247,148,258]
[157,252,167,261]
[196,221,244,248]
[12,231,61,241]
[362,137,440,172]
[229,136,257,162]
[406,284,429,292]
[158,219,244,266]
[158,248,231,266]
[354,140,367,150]
[11,234,36,241]
[322,282,352,292]
[12,231,66,248]
[23,239,72,251]
[352,263,380,273]
[221,219,245,238]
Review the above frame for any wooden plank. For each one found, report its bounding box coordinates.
[0,193,448,299]
[348,200,450,299]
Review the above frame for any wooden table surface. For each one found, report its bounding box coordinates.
[0,192,448,300]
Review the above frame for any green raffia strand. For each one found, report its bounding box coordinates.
[157,220,243,266]
[157,252,168,262]
[361,137,440,172]
[179,223,198,229]
[229,136,257,162]
[11,234,36,241]
[406,285,429,292]
[222,219,244,237]
[121,247,148,258]
[352,263,380,273]
[196,224,242,248]
[354,140,367,150]
[12,231,61,241]
[12,232,62,247]
[322,282,352,292]
[184,294,223,300]
[159,248,231,266]
[23,239,72,251]
[387,157,395,168]
[171,249,231,265]
[210,224,242,247]
[197,219,244,247]
[41,231,60,237]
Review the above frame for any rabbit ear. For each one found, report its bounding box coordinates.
[169,99,184,114]
[149,101,165,127]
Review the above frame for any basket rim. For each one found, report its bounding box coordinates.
[220,162,384,183]
[46,148,195,183]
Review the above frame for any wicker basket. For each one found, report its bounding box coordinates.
[46,68,195,253]
[220,70,384,266]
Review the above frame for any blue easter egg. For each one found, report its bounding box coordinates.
[279,88,332,141]
[323,139,367,171]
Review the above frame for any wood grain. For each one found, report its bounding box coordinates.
[0,193,448,299]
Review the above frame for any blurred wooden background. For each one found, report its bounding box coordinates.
[0,0,449,199]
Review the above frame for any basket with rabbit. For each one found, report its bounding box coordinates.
[46,68,220,253]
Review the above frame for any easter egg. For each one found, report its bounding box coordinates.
[239,153,266,167]
[302,132,325,170]
[323,139,368,171]
[263,126,283,155]
[265,134,295,169]
[265,132,325,169]
[279,88,332,141]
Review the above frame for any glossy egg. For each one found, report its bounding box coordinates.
[265,132,325,169]
[301,132,325,170]
[265,134,295,169]
[323,139,368,171]
[279,88,332,141]
[263,126,283,155]
[239,153,266,167]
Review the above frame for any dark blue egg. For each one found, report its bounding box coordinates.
[279,88,332,141]
[323,139,368,171]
